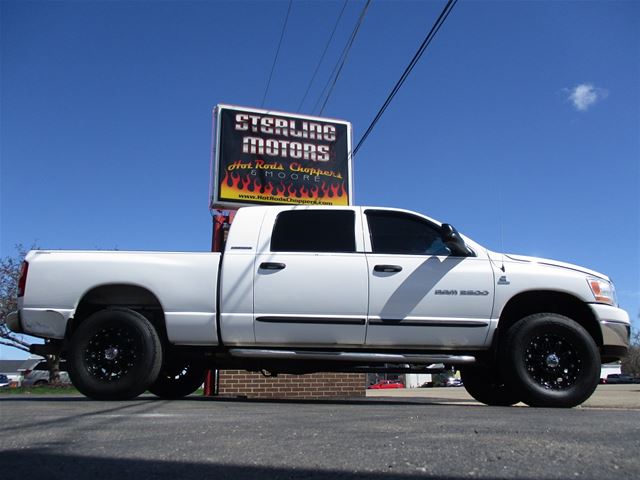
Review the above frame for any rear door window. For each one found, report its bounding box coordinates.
[271,210,356,253]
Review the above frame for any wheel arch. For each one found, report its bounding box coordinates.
[67,283,168,343]
[495,290,602,348]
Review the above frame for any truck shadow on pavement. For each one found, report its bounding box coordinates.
[0,394,480,408]
[187,395,477,407]
[0,450,540,480]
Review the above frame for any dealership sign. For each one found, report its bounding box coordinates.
[210,104,353,209]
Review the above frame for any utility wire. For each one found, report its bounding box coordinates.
[318,0,371,115]
[311,0,372,115]
[261,0,293,108]
[353,0,458,157]
[296,0,349,113]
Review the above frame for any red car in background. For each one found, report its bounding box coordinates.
[367,380,404,389]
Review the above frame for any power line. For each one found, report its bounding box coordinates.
[311,0,372,115]
[318,0,371,115]
[261,0,293,108]
[353,0,458,157]
[296,0,349,113]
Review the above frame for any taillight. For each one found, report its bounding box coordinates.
[18,261,29,297]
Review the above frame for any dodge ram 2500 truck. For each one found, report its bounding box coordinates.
[7,205,630,407]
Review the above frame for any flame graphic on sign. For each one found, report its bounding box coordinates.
[220,172,348,205]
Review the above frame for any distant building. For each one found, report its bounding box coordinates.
[405,374,432,388]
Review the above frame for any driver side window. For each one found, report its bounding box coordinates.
[365,210,451,256]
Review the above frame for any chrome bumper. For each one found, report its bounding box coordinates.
[590,304,630,358]
[5,311,23,334]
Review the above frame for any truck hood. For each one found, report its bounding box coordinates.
[491,252,610,281]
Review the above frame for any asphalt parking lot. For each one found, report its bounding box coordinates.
[367,383,640,409]
[1,385,639,480]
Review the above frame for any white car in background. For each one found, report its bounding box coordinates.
[19,357,70,386]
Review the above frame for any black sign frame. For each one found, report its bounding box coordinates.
[210,104,353,210]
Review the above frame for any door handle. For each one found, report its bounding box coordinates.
[260,262,286,270]
[374,264,403,273]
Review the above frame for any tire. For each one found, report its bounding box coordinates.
[500,313,600,408]
[67,308,163,400]
[149,357,207,399]
[460,364,520,406]
[34,380,49,386]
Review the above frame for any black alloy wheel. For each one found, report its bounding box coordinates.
[460,364,520,406]
[523,332,582,391]
[501,313,600,408]
[84,325,140,382]
[149,357,208,399]
[67,308,163,400]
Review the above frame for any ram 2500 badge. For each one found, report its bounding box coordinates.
[6,206,630,407]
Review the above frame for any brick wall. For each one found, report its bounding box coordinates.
[216,370,366,399]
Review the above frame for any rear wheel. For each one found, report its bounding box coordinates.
[149,357,207,399]
[460,364,520,406]
[501,313,600,408]
[67,308,163,400]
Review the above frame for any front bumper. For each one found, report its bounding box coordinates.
[590,303,631,360]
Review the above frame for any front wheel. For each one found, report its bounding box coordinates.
[460,364,520,406]
[67,308,163,400]
[149,357,207,399]
[501,313,600,408]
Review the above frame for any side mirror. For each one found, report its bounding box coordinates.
[441,224,474,257]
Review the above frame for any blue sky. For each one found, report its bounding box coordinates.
[1,0,638,358]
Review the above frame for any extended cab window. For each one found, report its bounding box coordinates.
[366,210,451,256]
[271,210,356,253]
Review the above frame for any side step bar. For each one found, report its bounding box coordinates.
[228,348,476,365]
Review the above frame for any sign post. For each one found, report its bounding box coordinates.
[203,210,236,396]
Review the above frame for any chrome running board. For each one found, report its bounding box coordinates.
[228,348,476,365]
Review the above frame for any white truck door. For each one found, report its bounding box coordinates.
[253,208,368,346]
[363,209,494,348]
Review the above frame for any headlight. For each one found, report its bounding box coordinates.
[587,277,617,306]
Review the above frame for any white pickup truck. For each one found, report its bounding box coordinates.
[7,205,630,407]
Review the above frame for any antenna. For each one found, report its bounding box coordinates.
[498,191,506,273]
